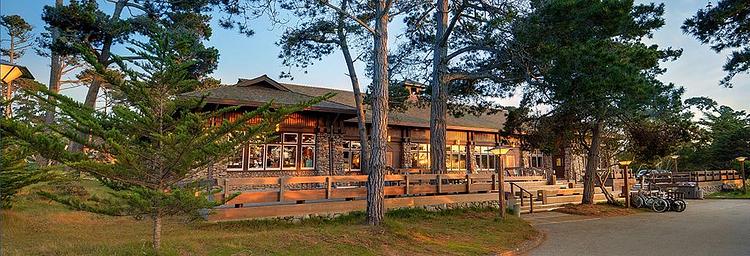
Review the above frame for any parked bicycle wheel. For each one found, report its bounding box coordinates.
[651,198,669,213]
[644,196,656,207]
[671,199,687,212]
[631,194,644,208]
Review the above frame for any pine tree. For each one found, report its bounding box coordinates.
[0,133,62,209]
[1,15,34,118]
[3,29,326,250]
[512,0,688,204]
[683,0,750,87]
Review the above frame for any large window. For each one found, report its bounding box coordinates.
[410,143,430,169]
[446,145,467,171]
[530,154,543,168]
[474,146,498,171]
[265,144,282,169]
[301,145,315,169]
[226,133,316,171]
[342,141,362,172]
[247,144,265,170]
[227,147,244,170]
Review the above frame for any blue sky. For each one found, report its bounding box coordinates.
[1,0,747,111]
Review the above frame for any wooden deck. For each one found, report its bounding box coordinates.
[207,170,744,222]
[219,174,547,206]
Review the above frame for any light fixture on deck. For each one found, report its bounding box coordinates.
[736,157,747,193]
[487,145,512,219]
[488,145,512,156]
[0,60,34,85]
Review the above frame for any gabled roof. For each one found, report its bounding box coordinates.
[182,76,356,114]
[282,80,506,132]
[184,75,507,132]
[237,75,291,91]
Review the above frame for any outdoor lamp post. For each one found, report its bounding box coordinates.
[670,155,679,184]
[1,60,34,118]
[0,60,33,85]
[618,160,633,208]
[488,145,512,219]
[736,157,747,193]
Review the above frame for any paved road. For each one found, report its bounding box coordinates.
[526,200,750,256]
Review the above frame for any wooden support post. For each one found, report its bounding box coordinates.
[223,178,229,201]
[405,174,411,195]
[325,176,332,199]
[437,174,442,194]
[491,174,497,191]
[539,190,548,204]
[279,177,287,202]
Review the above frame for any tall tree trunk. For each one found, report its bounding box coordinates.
[337,1,369,174]
[430,0,449,174]
[4,36,16,118]
[152,211,162,251]
[365,0,390,226]
[70,0,126,152]
[83,0,126,108]
[45,0,64,125]
[582,120,603,204]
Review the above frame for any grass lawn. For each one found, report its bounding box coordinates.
[2,183,539,256]
[707,189,750,199]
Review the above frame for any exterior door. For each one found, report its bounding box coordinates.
[553,155,565,179]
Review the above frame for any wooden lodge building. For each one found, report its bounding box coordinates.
[186,75,578,180]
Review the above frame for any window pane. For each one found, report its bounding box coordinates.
[301,134,315,144]
[419,152,430,168]
[475,155,483,170]
[283,145,297,169]
[247,144,264,169]
[458,153,466,170]
[301,145,315,168]
[343,151,351,170]
[351,151,361,170]
[227,146,244,169]
[266,145,281,169]
[283,133,298,144]
[489,155,496,169]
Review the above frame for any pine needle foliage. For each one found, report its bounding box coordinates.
[2,29,329,250]
[0,135,62,209]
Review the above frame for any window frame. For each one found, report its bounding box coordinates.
[282,144,298,170]
[227,144,246,171]
[301,144,316,170]
[246,144,265,171]
[265,144,283,170]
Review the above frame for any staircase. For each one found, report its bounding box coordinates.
[508,180,616,213]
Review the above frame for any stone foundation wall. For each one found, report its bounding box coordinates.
[257,200,503,223]
[401,142,414,168]
[316,132,346,175]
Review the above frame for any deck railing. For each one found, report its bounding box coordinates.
[674,170,741,182]
[509,182,534,213]
[220,174,547,207]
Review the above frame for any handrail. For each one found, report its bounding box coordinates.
[509,182,534,213]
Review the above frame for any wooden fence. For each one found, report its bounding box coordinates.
[657,170,741,183]
[220,174,547,207]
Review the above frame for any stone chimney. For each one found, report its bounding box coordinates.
[401,80,426,102]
